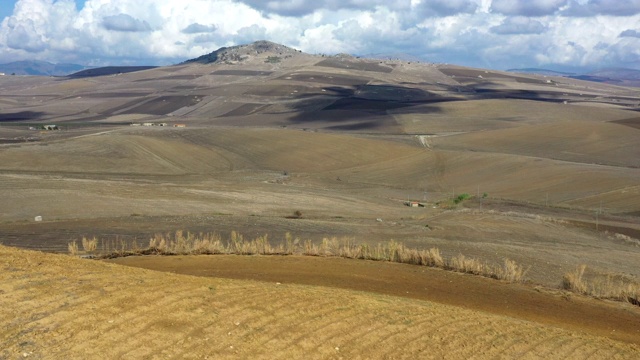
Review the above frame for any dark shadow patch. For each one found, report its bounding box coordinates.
[68,66,157,78]
[322,98,415,113]
[326,120,385,131]
[211,70,273,76]
[285,84,449,132]
[61,92,152,99]
[472,88,568,103]
[0,111,47,122]
[135,75,202,82]
[611,117,640,130]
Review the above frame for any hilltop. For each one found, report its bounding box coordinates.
[183,40,305,65]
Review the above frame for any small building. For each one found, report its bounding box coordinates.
[142,122,154,127]
[404,201,425,208]
[34,216,42,222]
[130,123,141,127]
[158,123,168,127]
[173,124,186,128]
[42,125,59,130]
[0,72,5,76]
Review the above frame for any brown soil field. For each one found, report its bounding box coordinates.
[1,42,640,357]
[3,245,640,359]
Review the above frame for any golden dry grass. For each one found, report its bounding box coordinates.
[2,245,640,359]
[79,231,531,284]
[563,265,640,305]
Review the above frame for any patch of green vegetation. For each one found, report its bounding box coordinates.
[265,56,281,63]
[454,193,471,204]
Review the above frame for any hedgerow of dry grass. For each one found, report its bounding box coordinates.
[70,231,640,305]
[562,265,640,305]
[71,231,528,284]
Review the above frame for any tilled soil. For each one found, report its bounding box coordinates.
[2,246,640,359]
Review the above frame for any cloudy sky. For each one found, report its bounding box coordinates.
[0,0,639,71]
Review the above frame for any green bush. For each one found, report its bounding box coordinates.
[454,193,471,204]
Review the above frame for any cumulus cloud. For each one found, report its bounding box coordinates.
[102,14,152,32]
[0,0,638,71]
[620,29,640,38]
[182,23,217,34]
[490,0,567,16]
[235,0,409,17]
[415,0,478,17]
[491,17,547,35]
[563,0,640,17]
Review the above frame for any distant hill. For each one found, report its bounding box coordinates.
[508,67,640,87]
[183,40,302,64]
[68,66,157,78]
[0,60,90,76]
[507,68,576,76]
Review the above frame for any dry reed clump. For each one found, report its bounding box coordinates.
[69,231,527,284]
[68,241,79,256]
[562,265,640,305]
[495,259,529,283]
[81,237,98,253]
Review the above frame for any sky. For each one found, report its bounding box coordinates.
[0,0,639,71]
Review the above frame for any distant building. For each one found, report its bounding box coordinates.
[142,122,154,127]
[158,123,168,127]
[173,124,186,128]
[404,201,425,208]
[0,73,5,76]
[42,125,59,130]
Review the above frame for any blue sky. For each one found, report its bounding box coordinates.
[0,0,639,71]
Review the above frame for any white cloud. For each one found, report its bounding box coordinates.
[182,23,217,34]
[491,17,547,34]
[490,0,568,16]
[102,13,152,32]
[0,0,638,70]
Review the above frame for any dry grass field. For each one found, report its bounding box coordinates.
[1,41,640,357]
[2,245,640,359]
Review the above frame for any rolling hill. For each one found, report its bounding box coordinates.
[1,40,640,357]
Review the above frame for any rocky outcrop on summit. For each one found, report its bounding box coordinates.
[183,40,302,64]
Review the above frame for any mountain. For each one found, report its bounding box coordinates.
[507,68,576,76]
[508,67,640,87]
[68,66,157,78]
[0,60,90,76]
[183,40,303,64]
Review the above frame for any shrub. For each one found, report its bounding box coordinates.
[454,193,471,204]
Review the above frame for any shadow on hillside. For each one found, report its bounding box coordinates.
[0,111,47,122]
[286,84,453,131]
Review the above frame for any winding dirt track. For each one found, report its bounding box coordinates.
[2,246,639,359]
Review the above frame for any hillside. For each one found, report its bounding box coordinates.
[1,41,640,352]
[0,60,89,76]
